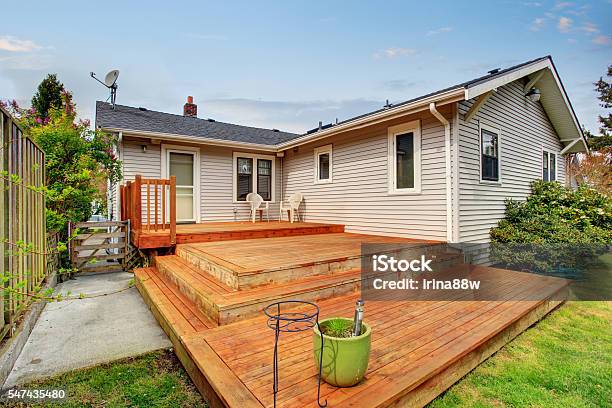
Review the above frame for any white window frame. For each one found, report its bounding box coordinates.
[161,144,201,223]
[313,144,333,184]
[232,152,276,203]
[541,147,558,182]
[387,120,421,195]
[478,122,502,184]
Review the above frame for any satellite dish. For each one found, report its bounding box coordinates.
[104,70,120,87]
[90,69,120,109]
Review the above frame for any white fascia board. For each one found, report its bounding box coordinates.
[276,88,465,150]
[100,127,278,152]
[466,58,584,147]
[465,59,551,100]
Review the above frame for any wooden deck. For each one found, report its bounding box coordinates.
[135,221,345,249]
[136,262,568,407]
[176,233,444,289]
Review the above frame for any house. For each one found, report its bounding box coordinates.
[96,55,588,251]
[95,56,581,406]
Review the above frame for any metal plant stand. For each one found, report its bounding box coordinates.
[264,300,327,408]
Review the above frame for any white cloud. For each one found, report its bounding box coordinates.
[0,54,53,70]
[554,1,575,9]
[381,79,417,91]
[581,22,599,34]
[373,47,417,59]
[530,18,546,31]
[0,35,42,52]
[522,2,542,6]
[203,98,382,133]
[557,17,572,33]
[593,35,611,46]
[426,27,453,36]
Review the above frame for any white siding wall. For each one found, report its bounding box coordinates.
[457,79,566,259]
[200,145,281,222]
[117,139,280,223]
[282,109,452,241]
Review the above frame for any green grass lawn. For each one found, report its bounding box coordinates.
[10,349,206,408]
[429,301,611,408]
[9,303,609,407]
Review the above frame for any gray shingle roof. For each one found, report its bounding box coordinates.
[95,101,300,145]
[96,56,554,146]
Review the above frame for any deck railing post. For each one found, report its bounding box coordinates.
[169,175,176,245]
[133,175,142,241]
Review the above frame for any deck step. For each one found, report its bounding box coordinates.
[176,233,460,290]
[155,255,362,325]
[134,266,217,337]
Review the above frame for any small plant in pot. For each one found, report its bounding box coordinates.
[313,302,371,387]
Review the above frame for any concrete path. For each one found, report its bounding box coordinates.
[3,272,171,388]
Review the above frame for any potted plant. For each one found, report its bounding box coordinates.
[313,317,371,387]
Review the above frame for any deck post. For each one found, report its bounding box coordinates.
[133,175,142,244]
[169,175,176,245]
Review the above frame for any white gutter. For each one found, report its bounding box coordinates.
[277,88,465,150]
[101,127,279,152]
[429,102,453,243]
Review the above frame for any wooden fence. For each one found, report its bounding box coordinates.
[120,174,176,246]
[1,105,47,342]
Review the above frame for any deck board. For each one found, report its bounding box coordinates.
[134,229,568,408]
[183,267,566,408]
[178,232,436,276]
[136,221,346,248]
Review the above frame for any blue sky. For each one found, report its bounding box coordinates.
[0,0,610,133]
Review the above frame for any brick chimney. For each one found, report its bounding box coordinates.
[183,96,197,117]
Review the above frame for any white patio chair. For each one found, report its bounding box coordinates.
[279,192,303,223]
[246,193,269,223]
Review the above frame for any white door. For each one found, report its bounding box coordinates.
[167,151,196,223]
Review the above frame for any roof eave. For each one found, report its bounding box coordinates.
[99,127,279,152]
[276,87,465,150]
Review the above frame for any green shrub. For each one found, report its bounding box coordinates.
[490,181,611,273]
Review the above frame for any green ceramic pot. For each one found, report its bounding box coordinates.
[313,317,371,387]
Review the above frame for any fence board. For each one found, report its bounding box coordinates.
[1,106,47,342]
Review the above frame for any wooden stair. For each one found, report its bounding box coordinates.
[154,255,362,325]
[136,232,465,327]
[175,234,461,290]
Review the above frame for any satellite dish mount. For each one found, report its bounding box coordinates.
[90,70,120,109]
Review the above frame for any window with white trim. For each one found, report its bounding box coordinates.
[388,120,421,194]
[314,144,332,184]
[233,153,275,202]
[542,149,557,182]
[480,125,500,182]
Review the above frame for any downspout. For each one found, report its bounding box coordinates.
[429,103,453,243]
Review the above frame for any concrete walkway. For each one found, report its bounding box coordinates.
[3,272,171,388]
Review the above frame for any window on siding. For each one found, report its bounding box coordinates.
[388,120,421,194]
[236,157,253,201]
[313,144,333,184]
[481,128,500,182]
[234,153,275,202]
[257,159,272,200]
[542,150,557,182]
[396,132,415,189]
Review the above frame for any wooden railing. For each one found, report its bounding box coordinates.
[1,105,47,341]
[120,174,176,246]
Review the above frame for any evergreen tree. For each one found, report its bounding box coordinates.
[31,74,65,120]
[588,65,612,151]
